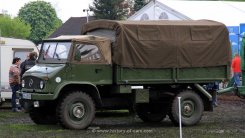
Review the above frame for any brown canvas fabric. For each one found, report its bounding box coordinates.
[83,20,231,68]
[51,35,112,64]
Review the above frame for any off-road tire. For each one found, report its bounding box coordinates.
[136,103,166,123]
[57,91,95,129]
[169,90,204,126]
[29,107,57,124]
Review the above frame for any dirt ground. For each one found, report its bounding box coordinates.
[0,94,244,138]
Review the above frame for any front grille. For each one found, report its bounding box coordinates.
[23,76,41,89]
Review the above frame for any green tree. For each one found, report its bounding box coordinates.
[134,0,148,12]
[90,0,128,20]
[0,15,31,39]
[18,1,62,44]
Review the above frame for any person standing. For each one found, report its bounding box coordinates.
[231,53,241,86]
[20,52,37,78]
[9,57,21,112]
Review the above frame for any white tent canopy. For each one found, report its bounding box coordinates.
[0,37,35,46]
[129,0,245,26]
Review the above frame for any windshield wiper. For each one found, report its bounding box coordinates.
[55,53,61,60]
[43,45,51,60]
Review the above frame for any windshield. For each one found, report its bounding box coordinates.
[39,42,71,62]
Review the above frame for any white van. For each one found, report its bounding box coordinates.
[0,37,38,105]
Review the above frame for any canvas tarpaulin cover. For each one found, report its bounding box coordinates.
[83,20,231,68]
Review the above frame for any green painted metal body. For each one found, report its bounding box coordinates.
[22,63,229,99]
[238,36,245,96]
[21,63,112,100]
[241,37,245,86]
[237,86,245,96]
[116,66,229,84]
[69,64,112,85]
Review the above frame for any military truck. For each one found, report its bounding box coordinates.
[18,20,231,129]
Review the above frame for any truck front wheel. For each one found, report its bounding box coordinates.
[57,91,95,129]
[169,91,204,126]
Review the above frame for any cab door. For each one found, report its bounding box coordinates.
[70,41,112,85]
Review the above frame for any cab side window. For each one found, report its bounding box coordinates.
[75,44,102,62]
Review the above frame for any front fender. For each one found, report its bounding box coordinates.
[54,81,102,105]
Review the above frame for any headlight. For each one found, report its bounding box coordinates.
[22,80,25,88]
[40,81,44,89]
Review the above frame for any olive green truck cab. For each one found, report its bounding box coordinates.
[18,20,231,129]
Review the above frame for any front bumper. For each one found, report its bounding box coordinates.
[17,91,55,100]
[17,91,56,111]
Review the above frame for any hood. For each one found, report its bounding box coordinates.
[24,64,66,78]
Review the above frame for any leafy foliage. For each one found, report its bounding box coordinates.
[18,1,62,44]
[0,15,31,39]
[90,0,128,20]
[134,0,148,12]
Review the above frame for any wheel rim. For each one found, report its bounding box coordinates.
[182,100,195,117]
[69,102,85,121]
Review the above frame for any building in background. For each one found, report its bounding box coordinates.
[49,16,95,38]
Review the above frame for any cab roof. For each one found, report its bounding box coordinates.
[44,35,110,42]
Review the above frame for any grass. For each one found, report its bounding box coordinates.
[0,108,244,138]
[0,124,65,138]
[0,111,26,121]
[0,122,244,138]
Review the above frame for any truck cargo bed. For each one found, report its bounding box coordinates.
[115,65,229,84]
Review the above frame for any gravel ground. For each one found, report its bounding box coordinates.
[0,94,244,138]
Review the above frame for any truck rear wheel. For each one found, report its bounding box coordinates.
[136,103,166,123]
[169,90,204,126]
[57,91,95,129]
